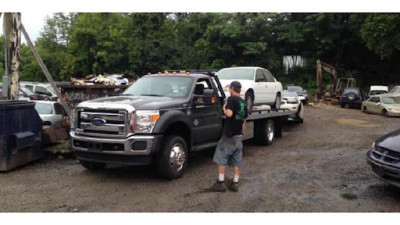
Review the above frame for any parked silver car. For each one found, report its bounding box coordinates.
[281,90,304,122]
[34,101,68,129]
[362,93,400,117]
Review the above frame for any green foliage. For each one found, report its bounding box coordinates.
[11,12,400,93]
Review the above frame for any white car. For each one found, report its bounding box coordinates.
[280,91,304,123]
[34,101,68,129]
[217,67,283,111]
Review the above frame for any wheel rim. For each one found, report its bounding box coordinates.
[169,143,186,172]
[267,121,274,142]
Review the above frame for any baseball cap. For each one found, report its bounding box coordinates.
[230,81,242,89]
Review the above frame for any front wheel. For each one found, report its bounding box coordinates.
[157,135,188,179]
[272,94,281,110]
[245,92,254,113]
[382,109,389,117]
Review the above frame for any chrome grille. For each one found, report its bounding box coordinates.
[372,146,400,163]
[76,109,128,137]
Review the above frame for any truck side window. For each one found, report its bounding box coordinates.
[194,78,212,95]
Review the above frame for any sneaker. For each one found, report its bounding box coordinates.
[209,180,227,192]
[228,181,239,192]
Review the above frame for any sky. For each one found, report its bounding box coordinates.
[3,0,400,43]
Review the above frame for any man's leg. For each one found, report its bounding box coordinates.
[218,165,226,182]
[233,166,240,183]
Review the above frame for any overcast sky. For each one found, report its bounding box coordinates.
[2,0,398,44]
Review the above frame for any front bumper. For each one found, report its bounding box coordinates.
[70,131,162,165]
[366,151,400,188]
[388,110,400,117]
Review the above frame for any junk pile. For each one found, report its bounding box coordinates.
[69,74,136,86]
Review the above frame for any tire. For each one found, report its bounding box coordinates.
[382,109,389,117]
[348,93,356,101]
[79,160,105,170]
[254,119,275,145]
[157,135,188,179]
[272,94,281,110]
[245,92,254,114]
[296,104,304,123]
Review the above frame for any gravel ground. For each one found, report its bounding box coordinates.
[1,104,400,212]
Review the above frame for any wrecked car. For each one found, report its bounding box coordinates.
[366,130,400,188]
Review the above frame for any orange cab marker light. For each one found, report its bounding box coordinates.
[211,97,216,104]
[152,114,160,122]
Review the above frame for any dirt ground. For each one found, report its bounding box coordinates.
[1,104,400,212]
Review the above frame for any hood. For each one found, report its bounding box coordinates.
[80,96,187,110]
[376,129,400,151]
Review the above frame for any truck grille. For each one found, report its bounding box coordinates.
[372,146,400,163]
[77,109,129,137]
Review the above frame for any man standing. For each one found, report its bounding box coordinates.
[210,81,248,192]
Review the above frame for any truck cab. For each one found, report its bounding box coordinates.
[70,72,225,179]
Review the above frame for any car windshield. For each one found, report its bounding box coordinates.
[287,86,303,93]
[390,86,400,93]
[382,97,400,104]
[283,91,298,98]
[217,68,254,80]
[34,102,52,114]
[123,76,193,98]
[20,86,34,95]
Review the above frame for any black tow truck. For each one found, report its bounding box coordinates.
[70,71,295,179]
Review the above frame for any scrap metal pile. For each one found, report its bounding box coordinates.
[69,74,136,86]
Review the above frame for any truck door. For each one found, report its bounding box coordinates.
[191,78,223,145]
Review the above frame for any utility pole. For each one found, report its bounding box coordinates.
[6,13,22,100]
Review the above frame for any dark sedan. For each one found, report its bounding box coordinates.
[366,129,400,188]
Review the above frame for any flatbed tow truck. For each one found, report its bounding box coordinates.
[70,71,297,179]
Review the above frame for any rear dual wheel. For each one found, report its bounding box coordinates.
[254,119,275,145]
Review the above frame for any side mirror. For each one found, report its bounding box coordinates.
[203,89,214,97]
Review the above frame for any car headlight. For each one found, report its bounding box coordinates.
[134,110,160,133]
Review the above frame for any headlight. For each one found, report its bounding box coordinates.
[134,110,160,133]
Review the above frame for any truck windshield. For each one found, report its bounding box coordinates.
[217,68,254,80]
[123,76,193,98]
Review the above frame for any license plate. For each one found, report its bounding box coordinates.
[372,164,385,177]
[87,142,102,151]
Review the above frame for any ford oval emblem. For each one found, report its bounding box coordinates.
[91,118,106,126]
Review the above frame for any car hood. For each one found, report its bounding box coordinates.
[376,129,400,152]
[383,104,400,108]
[80,96,187,110]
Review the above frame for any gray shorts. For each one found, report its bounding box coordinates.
[213,135,243,168]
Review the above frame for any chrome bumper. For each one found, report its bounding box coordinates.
[70,131,155,155]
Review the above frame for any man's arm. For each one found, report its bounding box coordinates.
[223,103,233,118]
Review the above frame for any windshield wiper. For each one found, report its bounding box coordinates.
[140,94,164,97]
